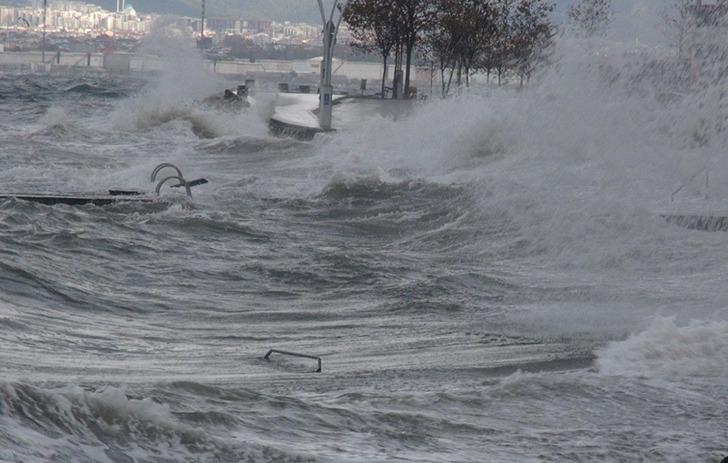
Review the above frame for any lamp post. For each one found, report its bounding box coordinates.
[41,0,47,64]
[316,0,347,131]
[197,0,211,49]
[201,0,206,40]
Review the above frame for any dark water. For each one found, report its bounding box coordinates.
[0,69,726,462]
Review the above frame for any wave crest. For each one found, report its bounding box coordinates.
[0,382,309,462]
[596,318,728,378]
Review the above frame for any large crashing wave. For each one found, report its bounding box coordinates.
[290,10,728,349]
[0,382,307,462]
[596,317,728,378]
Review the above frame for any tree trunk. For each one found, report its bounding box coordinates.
[381,54,388,99]
[430,61,434,98]
[404,40,414,99]
[393,43,401,99]
[445,66,456,97]
[441,65,446,98]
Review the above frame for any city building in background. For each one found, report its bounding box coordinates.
[0,0,370,71]
[0,1,153,38]
[0,0,351,48]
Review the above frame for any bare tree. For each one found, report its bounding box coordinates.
[344,0,402,97]
[396,0,437,98]
[511,0,555,87]
[661,0,696,58]
[421,9,458,97]
[568,0,612,38]
[492,0,515,86]
[458,0,498,88]
[346,0,556,97]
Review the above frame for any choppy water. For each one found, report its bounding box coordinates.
[0,50,727,463]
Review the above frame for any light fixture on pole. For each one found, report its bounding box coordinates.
[316,0,348,131]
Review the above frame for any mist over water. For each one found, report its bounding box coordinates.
[1,11,728,462]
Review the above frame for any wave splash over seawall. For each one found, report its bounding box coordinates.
[1,12,728,461]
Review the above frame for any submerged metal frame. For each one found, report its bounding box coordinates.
[264,349,322,373]
[671,167,710,202]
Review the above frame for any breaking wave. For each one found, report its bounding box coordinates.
[596,317,728,378]
[3,7,728,461]
[0,382,311,463]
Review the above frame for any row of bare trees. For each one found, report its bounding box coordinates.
[343,0,555,98]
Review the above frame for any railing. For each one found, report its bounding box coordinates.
[264,349,322,373]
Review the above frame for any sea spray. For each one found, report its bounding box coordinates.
[596,317,728,377]
[0,2,727,461]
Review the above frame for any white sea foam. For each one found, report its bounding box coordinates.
[596,317,728,377]
[282,20,728,343]
[107,17,269,141]
[3,3,728,461]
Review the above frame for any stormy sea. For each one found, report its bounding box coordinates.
[1,39,728,463]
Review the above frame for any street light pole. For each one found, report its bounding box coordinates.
[316,0,347,131]
[201,0,206,40]
[41,0,47,64]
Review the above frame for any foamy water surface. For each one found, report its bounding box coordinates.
[0,37,727,462]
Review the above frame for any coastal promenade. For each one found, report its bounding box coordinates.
[0,50,384,81]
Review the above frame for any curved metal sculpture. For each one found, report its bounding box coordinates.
[150,163,207,199]
[0,163,206,206]
[155,175,192,198]
[151,163,183,183]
